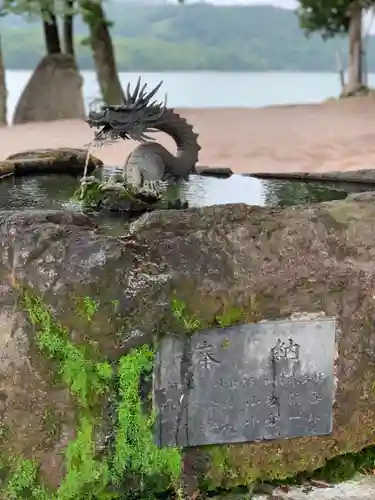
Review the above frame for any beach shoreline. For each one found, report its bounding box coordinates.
[1,96,375,174]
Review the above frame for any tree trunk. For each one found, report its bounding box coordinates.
[82,0,124,105]
[63,0,75,57]
[0,35,7,126]
[345,0,363,94]
[42,12,62,55]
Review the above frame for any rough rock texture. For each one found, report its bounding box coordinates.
[0,148,102,178]
[13,54,85,124]
[0,211,99,489]
[3,198,375,488]
[218,476,375,500]
[345,191,375,202]
[256,476,375,500]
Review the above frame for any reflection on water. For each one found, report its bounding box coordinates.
[0,174,80,211]
[264,179,350,207]
[0,172,373,231]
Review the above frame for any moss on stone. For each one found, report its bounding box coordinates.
[203,447,248,490]
[170,290,263,335]
[75,296,99,324]
[40,406,61,450]
[0,291,182,499]
[0,162,15,177]
[168,295,375,491]
[200,369,375,490]
[7,285,375,496]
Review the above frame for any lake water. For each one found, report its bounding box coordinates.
[7,70,375,121]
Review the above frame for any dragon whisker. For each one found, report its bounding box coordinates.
[140,133,157,141]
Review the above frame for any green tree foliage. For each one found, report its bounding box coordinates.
[1,0,124,105]
[0,0,78,17]
[0,0,72,55]
[297,0,374,37]
[297,0,375,92]
[4,2,375,71]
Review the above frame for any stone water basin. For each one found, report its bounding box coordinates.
[0,168,373,234]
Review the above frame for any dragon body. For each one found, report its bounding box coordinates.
[86,79,201,191]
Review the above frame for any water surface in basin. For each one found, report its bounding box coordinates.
[0,171,372,233]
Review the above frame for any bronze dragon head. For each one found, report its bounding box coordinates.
[86,78,167,146]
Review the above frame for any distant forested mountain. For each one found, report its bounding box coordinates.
[1,2,373,71]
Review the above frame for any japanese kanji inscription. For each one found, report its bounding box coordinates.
[153,317,336,447]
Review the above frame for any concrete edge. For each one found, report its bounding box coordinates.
[240,170,375,185]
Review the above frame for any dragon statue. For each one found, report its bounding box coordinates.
[80,78,201,211]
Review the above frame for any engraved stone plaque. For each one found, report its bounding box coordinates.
[153,317,336,448]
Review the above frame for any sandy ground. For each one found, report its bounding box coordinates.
[2,96,375,173]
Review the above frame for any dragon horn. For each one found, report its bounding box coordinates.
[145,80,163,104]
[153,94,167,120]
[125,81,131,101]
[139,82,149,101]
[132,77,141,100]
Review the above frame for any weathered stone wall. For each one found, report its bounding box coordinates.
[2,196,375,490]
